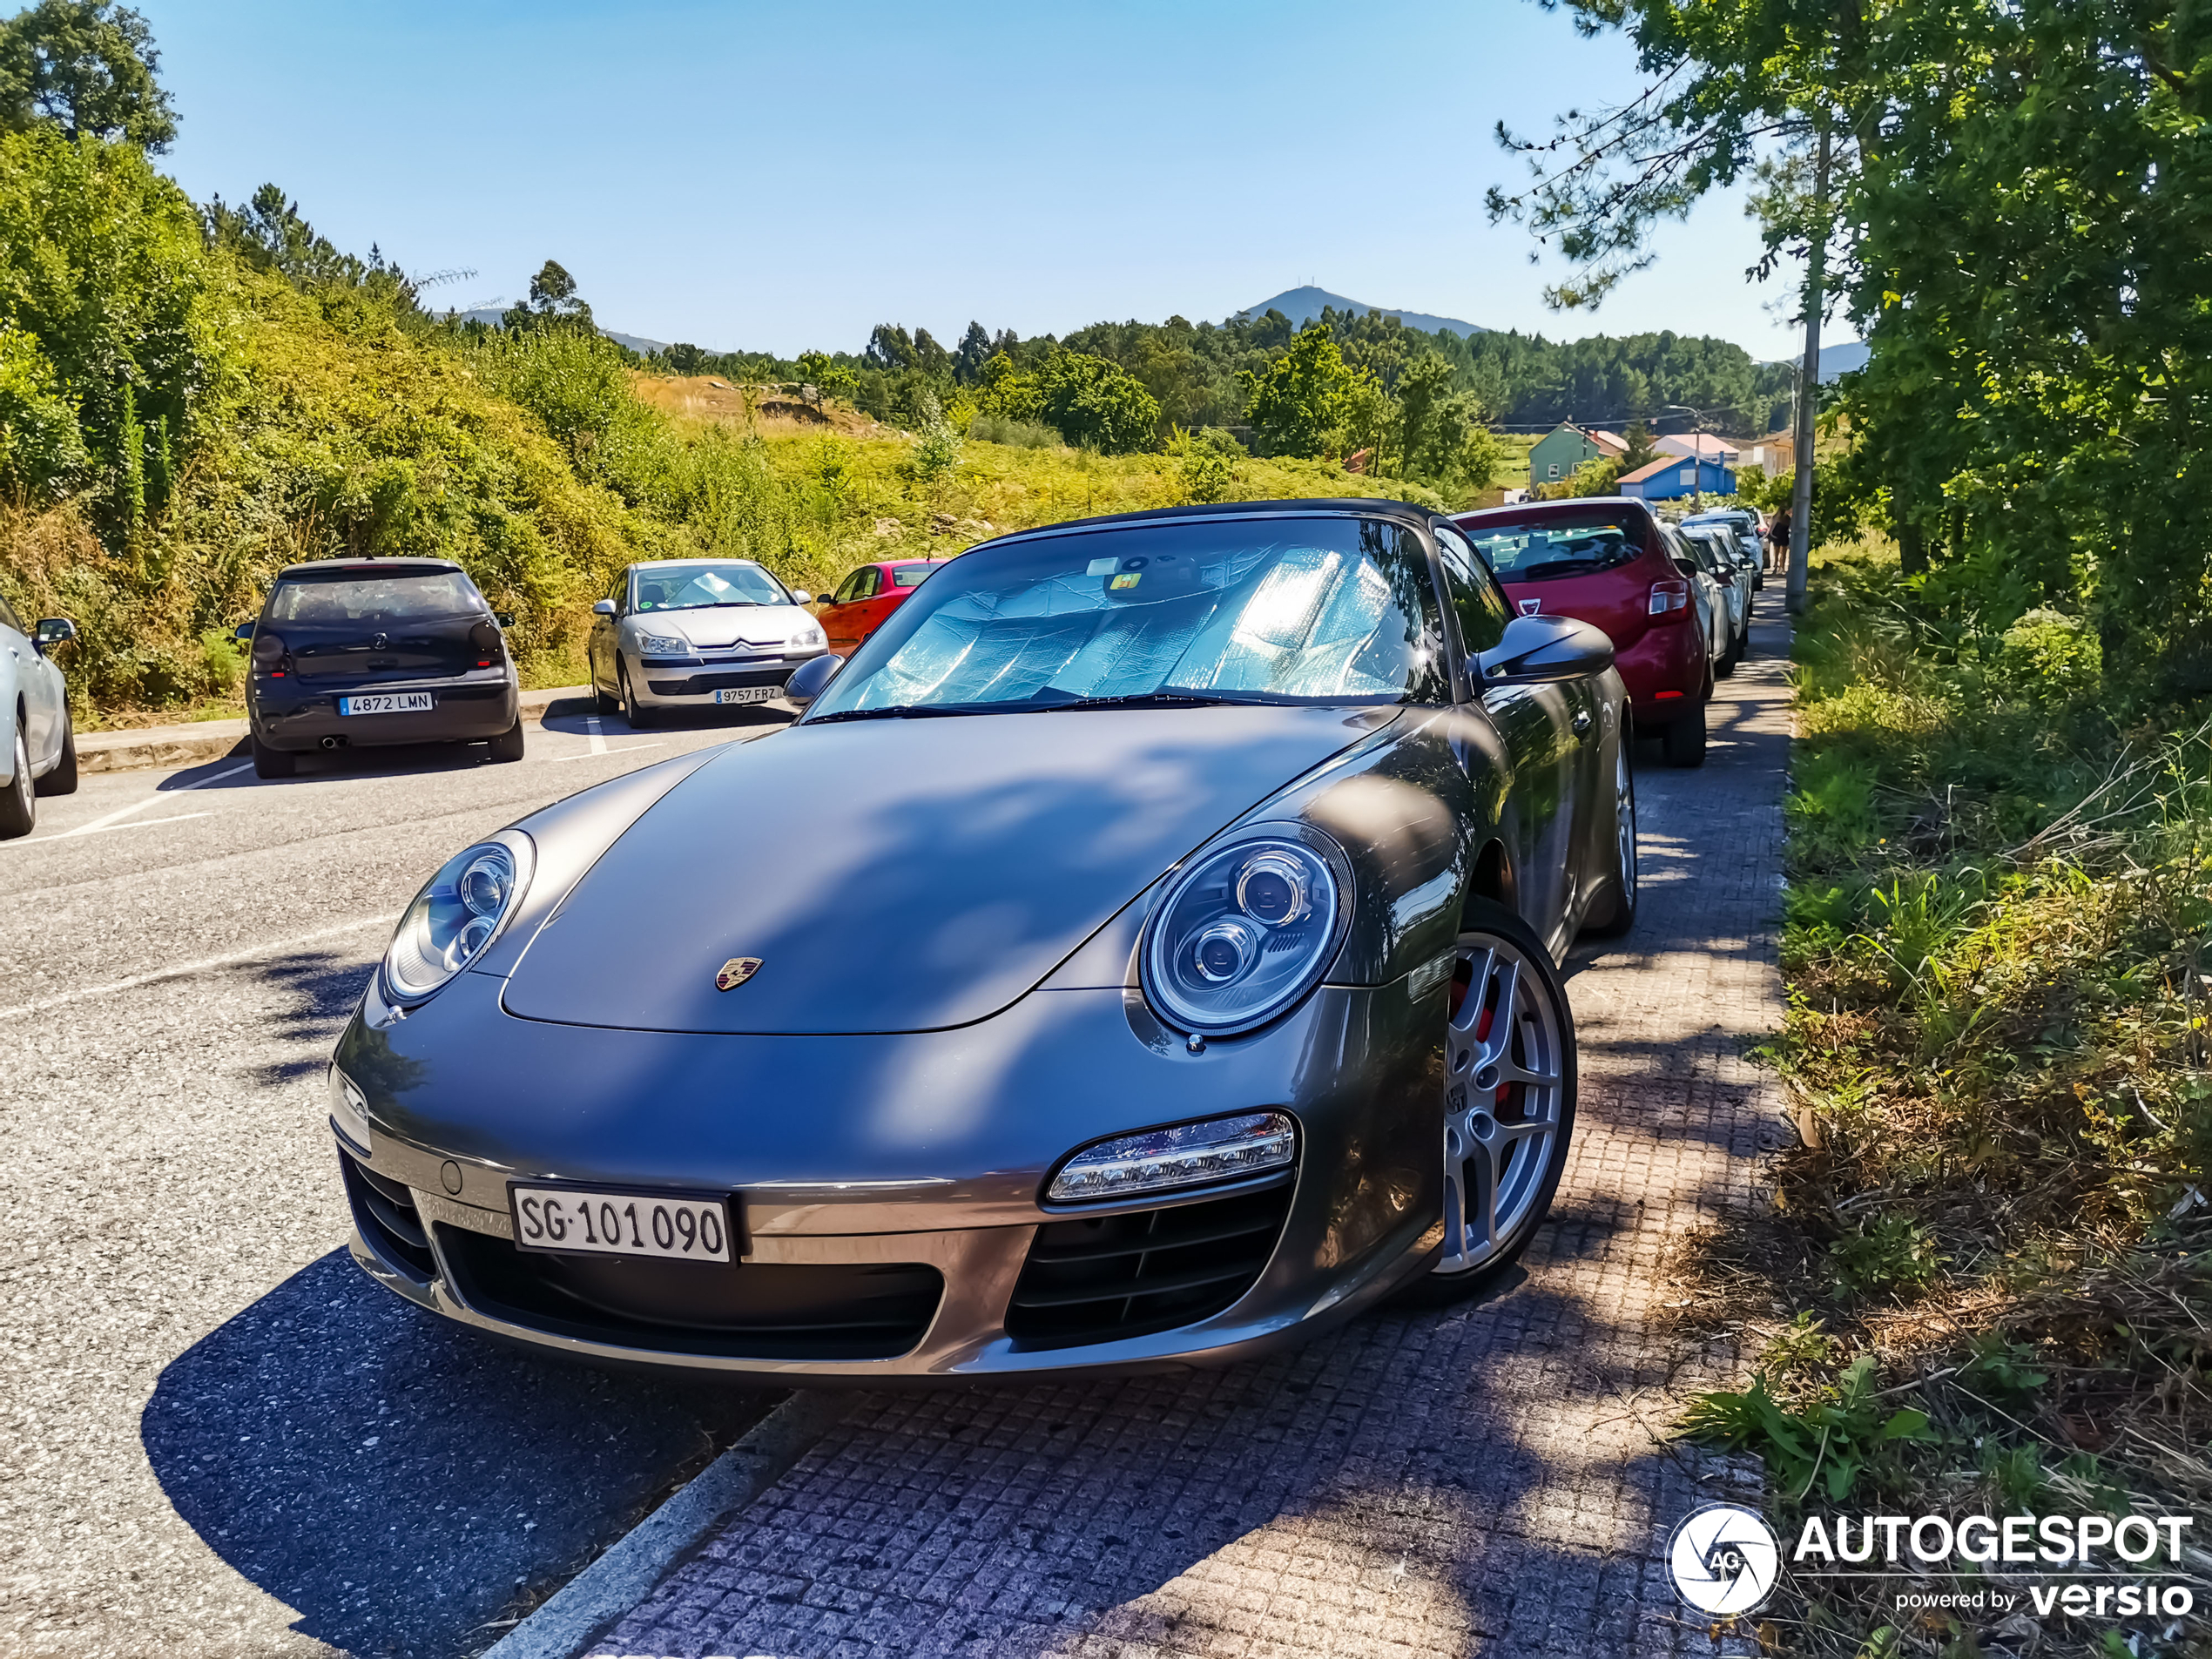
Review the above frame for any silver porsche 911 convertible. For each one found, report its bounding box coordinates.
[331,499,1637,1379]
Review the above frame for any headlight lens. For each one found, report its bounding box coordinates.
[790,621,826,649]
[1048,1111,1297,1202]
[1141,833,1345,1035]
[382,836,533,1002]
[637,631,689,655]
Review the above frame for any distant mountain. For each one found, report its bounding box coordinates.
[443,305,675,357]
[1818,340,1870,381]
[1238,285,1487,339]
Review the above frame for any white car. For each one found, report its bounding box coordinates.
[586,559,828,726]
[0,600,77,838]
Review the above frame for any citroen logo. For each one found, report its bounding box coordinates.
[714,957,763,991]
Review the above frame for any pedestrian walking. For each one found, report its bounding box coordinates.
[1765,507,1791,574]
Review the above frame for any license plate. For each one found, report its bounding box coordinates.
[509,1184,738,1264]
[338,692,435,716]
[714,685,776,705]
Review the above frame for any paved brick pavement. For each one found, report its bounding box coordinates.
[594,601,1795,1659]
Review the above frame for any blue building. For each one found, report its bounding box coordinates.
[1617,454,1737,502]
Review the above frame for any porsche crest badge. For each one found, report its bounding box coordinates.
[714,957,763,991]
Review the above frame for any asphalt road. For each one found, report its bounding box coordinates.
[0,700,787,1659]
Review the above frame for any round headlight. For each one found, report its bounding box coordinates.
[1141,833,1345,1035]
[382,835,533,1003]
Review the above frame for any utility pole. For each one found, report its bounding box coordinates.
[1786,116,1830,617]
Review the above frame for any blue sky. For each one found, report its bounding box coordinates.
[136,0,1812,361]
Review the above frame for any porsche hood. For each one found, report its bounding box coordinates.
[498,705,1381,1035]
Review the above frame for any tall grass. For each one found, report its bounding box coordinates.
[1684,550,2212,1657]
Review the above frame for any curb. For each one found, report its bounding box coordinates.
[77,686,592,775]
[480,1391,851,1659]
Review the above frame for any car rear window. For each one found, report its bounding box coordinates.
[267,570,485,624]
[890,563,939,590]
[1461,517,1642,583]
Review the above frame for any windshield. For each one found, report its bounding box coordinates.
[806,516,1448,718]
[1462,517,1642,583]
[268,570,484,624]
[632,563,789,612]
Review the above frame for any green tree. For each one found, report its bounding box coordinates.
[1242,324,1358,458]
[1619,420,1658,472]
[0,0,174,149]
[502,260,592,334]
[793,349,855,406]
[1035,350,1158,453]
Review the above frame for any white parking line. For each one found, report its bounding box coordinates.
[584,715,609,757]
[551,742,665,763]
[58,758,253,838]
[0,912,401,1021]
[25,811,214,843]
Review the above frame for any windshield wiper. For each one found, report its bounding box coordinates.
[1514,557,1616,582]
[806,704,1003,725]
[1028,691,1271,711]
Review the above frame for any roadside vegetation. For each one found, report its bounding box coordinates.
[1675,540,2212,1656]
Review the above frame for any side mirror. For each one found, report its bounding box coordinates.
[33,617,77,651]
[1672,557,1700,578]
[787,590,814,606]
[1475,616,1615,685]
[784,652,842,709]
[591,599,617,617]
[494,610,516,628]
[233,620,256,642]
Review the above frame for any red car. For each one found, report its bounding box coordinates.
[817,558,952,657]
[1453,497,1714,767]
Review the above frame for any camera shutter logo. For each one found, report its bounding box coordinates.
[1668,1502,1781,1617]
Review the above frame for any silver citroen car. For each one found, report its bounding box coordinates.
[586,558,827,726]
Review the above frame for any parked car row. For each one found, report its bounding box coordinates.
[1448,494,1762,770]
[328,498,1642,1382]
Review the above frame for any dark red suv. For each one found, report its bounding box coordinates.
[1452,497,1713,766]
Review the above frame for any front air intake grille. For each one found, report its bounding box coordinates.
[645,667,790,697]
[435,1226,941,1361]
[1005,1177,1294,1350]
[340,1153,436,1284]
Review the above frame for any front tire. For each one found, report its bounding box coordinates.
[1584,738,1638,939]
[618,661,655,729]
[1402,900,1578,1304]
[34,707,77,796]
[1662,700,1708,768]
[0,719,35,838]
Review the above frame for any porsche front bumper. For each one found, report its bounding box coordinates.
[334,974,1448,1379]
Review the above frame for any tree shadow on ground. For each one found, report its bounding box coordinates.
[140,1251,773,1659]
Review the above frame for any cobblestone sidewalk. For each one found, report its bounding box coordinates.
[594,604,1796,1659]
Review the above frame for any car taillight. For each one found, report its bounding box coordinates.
[1649,581,1689,617]
[252,631,291,678]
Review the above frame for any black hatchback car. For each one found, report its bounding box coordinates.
[242,559,523,778]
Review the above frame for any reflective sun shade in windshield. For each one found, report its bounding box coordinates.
[806,516,1448,716]
[268,571,486,624]
[1463,519,1641,581]
[632,563,788,611]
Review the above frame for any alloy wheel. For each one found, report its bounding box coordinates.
[1435,931,1568,1275]
[1615,745,1637,910]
